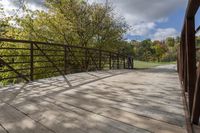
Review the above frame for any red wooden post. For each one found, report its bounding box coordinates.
[182,32,188,92]
[191,64,200,124]
[185,17,196,114]
[180,38,184,82]
[177,46,180,74]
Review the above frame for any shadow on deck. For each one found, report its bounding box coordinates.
[0,65,187,133]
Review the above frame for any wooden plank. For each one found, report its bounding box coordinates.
[0,103,53,133]
[10,96,151,133]
[50,91,185,127]
[0,125,7,133]
[42,97,152,133]
[0,68,187,133]
[45,95,186,133]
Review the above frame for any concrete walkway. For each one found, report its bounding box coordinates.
[0,65,187,133]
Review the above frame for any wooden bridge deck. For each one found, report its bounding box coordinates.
[0,65,187,133]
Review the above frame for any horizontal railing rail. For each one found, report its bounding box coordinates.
[0,38,134,85]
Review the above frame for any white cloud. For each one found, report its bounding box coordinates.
[3,0,187,40]
[89,0,186,21]
[1,0,45,16]
[1,0,18,16]
[196,30,200,36]
[156,18,169,23]
[128,22,156,36]
[152,28,178,40]
[89,0,187,38]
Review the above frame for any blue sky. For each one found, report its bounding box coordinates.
[126,5,187,41]
[1,0,196,41]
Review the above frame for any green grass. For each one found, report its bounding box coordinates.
[134,60,176,69]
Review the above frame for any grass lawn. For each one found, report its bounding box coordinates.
[134,60,176,69]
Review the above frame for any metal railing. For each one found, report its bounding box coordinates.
[0,38,134,85]
[177,0,200,129]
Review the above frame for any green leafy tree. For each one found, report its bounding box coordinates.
[166,37,175,47]
[152,41,167,62]
[135,39,154,61]
[0,0,130,85]
[0,3,9,38]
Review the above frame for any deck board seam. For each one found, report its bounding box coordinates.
[60,92,186,128]
[45,94,183,133]
[21,71,131,94]
[0,123,9,133]
[73,91,185,116]
[38,95,153,133]
[8,95,150,133]
[0,100,57,133]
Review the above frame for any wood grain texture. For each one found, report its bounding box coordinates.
[0,66,187,133]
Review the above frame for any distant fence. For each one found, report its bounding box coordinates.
[0,38,134,85]
[177,0,200,129]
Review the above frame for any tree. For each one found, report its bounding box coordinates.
[13,0,128,51]
[134,39,154,61]
[0,0,130,84]
[0,3,9,38]
[152,41,167,62]
[166,37,175,47]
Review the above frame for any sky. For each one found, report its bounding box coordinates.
[0,0,194,41]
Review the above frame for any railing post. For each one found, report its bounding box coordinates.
[179,38,184,83]
[183,33,188,92]
[185,17,196,114]
[177,47,180,74]
[99,50,102,70]
[123,56,126,69]
[109,52,112,70]
[64,46,67,75]
[30,43,34,81]
[191,64,200,124]
[85,48,88,71]
[117,53,119,69]
[131,58,134,69]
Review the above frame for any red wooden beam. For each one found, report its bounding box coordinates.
[192,65,200,124]
[179,33,184,83]
[186,0,200,18]
[180,38,184,83]
[182,33,188,92]
[185,17,197,114]
[181,0,200,37]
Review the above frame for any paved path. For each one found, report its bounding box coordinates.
[0,65,187,133]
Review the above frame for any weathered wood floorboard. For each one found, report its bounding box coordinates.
[0,66,187,133]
